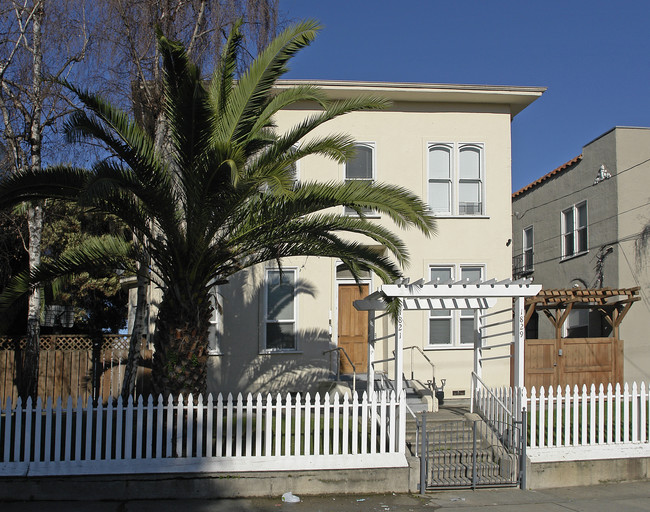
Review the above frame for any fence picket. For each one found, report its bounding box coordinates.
[225,394,233,457]
[323,393,330,456]
[54,398,62,462]
[631,383,638,443]
[235,393,243,457]
[615,384,622,443]
[206,394,214,458]
[313,392,321,456]
[341,394,349,455]
[598,384,605,444]
[175,395,184,458]
[303,393,311,457]
[66,397,74,461]
[13,398,22,463]
[351,392,359,455]
[196,394,204,458]
[216,394,223,457]
[294,393,302,457]
[361,391,368,455]
[187,394,194,458]
[264,394,272,457]
[332,393,340,456]
[245,394,253,457]
[274,393,282,457]
[255,394,263,457]
[165,394,174,458]
[146,395,154,459]
[125,396,134,459]
[623,383,630,443]
[85,396,93,461]
[641,383,647,443]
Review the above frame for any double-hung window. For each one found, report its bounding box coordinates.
[428,265,484,347]
[561,201,587,258]
[523,226,534,272]
[428,143,484,216]
[264,268,297,351]
[345,142,375,216]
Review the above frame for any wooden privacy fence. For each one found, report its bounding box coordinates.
[473,382,650,463]
[0,335,152,404]
[0,391,407,476]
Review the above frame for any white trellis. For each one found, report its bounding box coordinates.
[353,278,542,393]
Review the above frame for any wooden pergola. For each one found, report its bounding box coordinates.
[525,287,640,338]
[354,278,542,393]
[523,287,640,389]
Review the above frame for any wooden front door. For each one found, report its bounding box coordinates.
[338,283,369,374]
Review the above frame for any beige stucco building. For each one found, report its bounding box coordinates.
[193,81,545,397]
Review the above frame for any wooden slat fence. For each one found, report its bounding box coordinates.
[0,335,152,404]
[0,390,407,476]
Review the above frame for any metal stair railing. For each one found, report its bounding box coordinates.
[323,347,356,395]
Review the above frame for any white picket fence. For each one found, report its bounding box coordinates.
[473,382,650,463]
[0,390,407,476]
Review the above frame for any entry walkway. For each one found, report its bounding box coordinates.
[2,481,649,511]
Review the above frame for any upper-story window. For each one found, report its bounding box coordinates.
[561,201,587,258]
[264,268,297,351]
[523,226,534,272]
[428,143,484,216]
[345,142,375,216]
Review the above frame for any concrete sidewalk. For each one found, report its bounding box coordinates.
[2,481,650,511]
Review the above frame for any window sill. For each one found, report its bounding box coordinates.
[560,250,589,262]
[207,349,223,356]
[424,345,474,351]
[432,214,490,219]
[345,214,381,219]
[259,350,302,355]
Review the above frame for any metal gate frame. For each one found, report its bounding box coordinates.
[418,411,527,492]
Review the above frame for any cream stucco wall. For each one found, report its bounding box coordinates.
[615,128,650,383]
[208,84,542,396]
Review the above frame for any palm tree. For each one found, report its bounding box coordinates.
[0,20,435,396]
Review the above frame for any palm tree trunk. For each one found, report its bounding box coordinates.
[151,295,211,397]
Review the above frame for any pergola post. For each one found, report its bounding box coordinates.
[473,309,482,386]
[513,296,525,389]
[367,310,375,396]
[394,302,404,395]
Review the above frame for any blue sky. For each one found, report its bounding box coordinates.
[279,0,650,192]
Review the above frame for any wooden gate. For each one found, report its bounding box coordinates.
[524,337,623,390]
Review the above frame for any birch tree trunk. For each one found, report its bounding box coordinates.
[21,2,44,400]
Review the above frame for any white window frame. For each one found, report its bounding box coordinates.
[427,264,485,349]
[563,308,589,338]
[523,226,534,272]
[561,201,588,259]
[207,286,223,355]
[262,267,298,353]
[344,142,377,217]
[427,142,485,217]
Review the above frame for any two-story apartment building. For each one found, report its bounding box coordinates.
[187,81,544,397]
[512,126,650,384]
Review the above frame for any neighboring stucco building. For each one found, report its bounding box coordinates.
[512,126,650,383]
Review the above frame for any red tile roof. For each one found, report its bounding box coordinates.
[512,154,582,198]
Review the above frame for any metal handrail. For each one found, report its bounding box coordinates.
[323,347,356,395]
[470,371,513,419]
[394,346,435,387]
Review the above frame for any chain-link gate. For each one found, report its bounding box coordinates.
[418,413,526,491]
